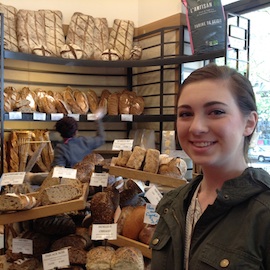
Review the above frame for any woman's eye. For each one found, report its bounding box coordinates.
[210,109,225,116]
[178,111,193,118]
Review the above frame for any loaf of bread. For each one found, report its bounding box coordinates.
[50,234,87,251]
[111,246,144,270]
[73,90,89,114]
[143,149,160,173]
[0,193,36,211]
[85,90,99,113]
[109,19,135,60]
[130,96,144,115]
[67,246,87,265]
[130,45,142,60]
[32,44,52,56]
[122,205,146,240]
[66,12,95,59]
[39,184,83,206]
[138,224,156,245]
[90,191,116,224]
[117,206,134,235]
[126,146,146,170]
[159,157,187,179]
[63,87,85,114]
[8,257,40,270]
[101,48,121,61]
[115,150,132,167]
[93,18,109,60]
[0,3,19,52]
[108,93,119,115]
[86,246,115,270]
[33,214,76,236]
[60,43,83,59]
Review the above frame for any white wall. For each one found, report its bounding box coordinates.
[1,0,182,26]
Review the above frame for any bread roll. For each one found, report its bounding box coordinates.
[111,246,144,270]
[126,146,146,170]
[86,246,115,270]
[122,205,146,240]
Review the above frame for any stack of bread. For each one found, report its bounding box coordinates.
[4,86,145,116]
[115,146,187,179]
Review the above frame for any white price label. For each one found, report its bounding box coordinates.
[33,112,46,121]
[145,185,163,206]
[87,113,96,121]
[52,167,77,179]
[42,249,69,270]
[121,114,133,122]
[144,203,160,225]
[12,238,33,255]
[112,139,133,151]
[9,111,22,120]
[67,113,80,121]
[1,172,26,186]
[50,113,64,121]
[90,172,108,187]
[91,224,117,240]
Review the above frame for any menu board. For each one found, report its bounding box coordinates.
[182,0,226,54]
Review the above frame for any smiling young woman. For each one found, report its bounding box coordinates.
[150,64,270,270]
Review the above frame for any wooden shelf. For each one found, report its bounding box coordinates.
[0,184,89,225]
[109,165,186,188]
[109,235,152,259]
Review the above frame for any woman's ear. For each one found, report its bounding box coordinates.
[244,111,258,136]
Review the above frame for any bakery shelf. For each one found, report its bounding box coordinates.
[109,234,152,259]
[109,165,186,188]
[4,49,225,68]
[3,113,176,122]
[0,183,89,225]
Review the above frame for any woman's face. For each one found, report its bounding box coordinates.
[177,79,255,170]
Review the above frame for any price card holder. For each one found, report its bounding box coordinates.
[33,112,46,121]
[0,172,26,186]
[87,113,96,121]
[52,167,77,179]
[9,111,22,120]
[144,203,160,225]
[112,139,133,151]
[50,113,64,121]
[42,249,69,270]
[12,238,33,255]
[67,113,80,121]
[121,114,133,122]
[90,172,108,187]
[145,185,163,206]
[91,224,117,240]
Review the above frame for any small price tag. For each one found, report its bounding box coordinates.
[0,172,26,186]
[87,113,96,121]
[67,113,80,121]
[12,238,33,255]
[33,112,46,121]
[42,249,69,270]
[52,167,77,179]
[144,203,160,225]
[90,172,108,187]
[9,111,22,120]
[112,139,133,151]
[91,224,117,240]
[145,185,163,206]
[0,234,3,249]
[121,114,133,122]
[50,113,64,121]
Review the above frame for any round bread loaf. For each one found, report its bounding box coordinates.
[50,234,87,251]
[32,44,52,56]
[101,49,121,61]
[117,206,134,235]
[86,246,115,270]
[122,205,146,240]
[60,43,83,59]
[111,246,144,270]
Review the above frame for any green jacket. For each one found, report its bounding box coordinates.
[150,167,270,270]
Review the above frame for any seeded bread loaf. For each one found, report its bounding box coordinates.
[143,148,160,174]
[39,184,83,206]
[0,193,36,211]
